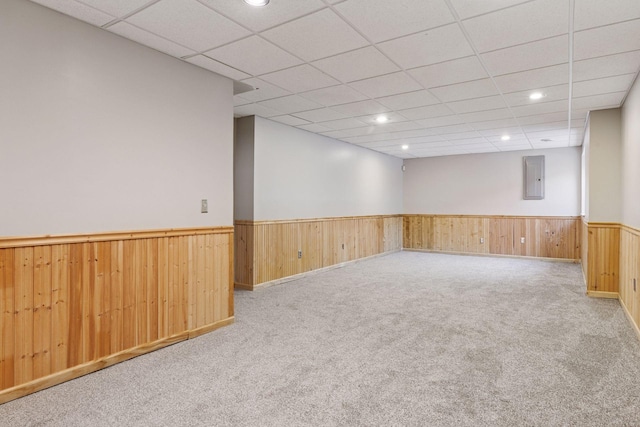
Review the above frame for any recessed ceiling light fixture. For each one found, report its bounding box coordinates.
[501,135,511,141]
[541,138,552,142]
[401,144,409,150]
[529,92,545,100]
[243,0,270,6]
[375,115,389,124]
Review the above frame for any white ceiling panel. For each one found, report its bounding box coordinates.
[574,0,640,31]
[293,107,350,122]
[204,36,302,76]
[482,35,568,76]
[378,24,474,69]
[269,115,310,127]
[449,0,532,20]
[32,0,115,26]
[79,0,151,17]
[429,79,499,102]
[262,9,368,62]
[470,119,520,131]
[462,0,568,53]
[185,55,250,80]
[484,133,527,142]
[414,115,465,128]
[108,22,195,57]
[516,111,570,126]
[322,127,376,139]
[573,51,640,82]
[493,64,569,94]
[572,74,636,98]
[457,109,514,123]
[510,100,568,117]
[334,0,454,43]
[126,0,250,52]
[331,100,391,116]
[503,84,570,108]
[258,95,323,115]
[355,112,411,126]
[397,104,454,120]
[312,46,400,83]
[234,103,283,118]
[572,92,627,110]
[317,118,368,131]
[349,72,423,99]
[446,95,507,114]
[409,56,488,89]
[296,123,332,133]
[235,78,291,103]
[198,0,326,32]
[574,20,640,61]
[498,144,534,152]
[429,124,475,135]
[261,64,339,93]
[300,85,368,106]
[476,126,522,137]
[376,90,441,111]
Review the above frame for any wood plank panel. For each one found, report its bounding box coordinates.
[32,245,52,380]
[586,225,620,293]
[619,227,639,331]
[50,245,69,374]
[13,247,34,385]
[1,249,15,389]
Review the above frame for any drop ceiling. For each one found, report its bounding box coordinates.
[31,0,640,159]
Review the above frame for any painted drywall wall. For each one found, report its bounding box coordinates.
[621,75,640,229]
[0,0,234,236]
[585,109,622,223]
[403,147,581,216]
[251,117,403,220]
[234,117,255,221]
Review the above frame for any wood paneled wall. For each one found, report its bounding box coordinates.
[583,222,620,295]
[403,215,580,260]
[619,225,640,338]
[235,215,402,290]
[0,227,234,404]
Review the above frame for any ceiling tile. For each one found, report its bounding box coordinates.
[498,144,534,152]
[234,103,283,118]
[331,100,391,116]
[378,23,474,69]
[296,123,332,132]
[510,100,568,117]
[198,0,326,32]
[430,124,475,135]
[493,64,569,94]
[325,127,380,140]
[574,20,640,61]
[334,0,454,43]
[300,85,368,106]
[481,35,568,76]
[268,115,310,126]
[516,112,569,126]
[234,95,252,107]
[484,132,526,142]
[574,0,640,31]
[293,108,350,122]
[446,95,507,114]
[235,78,291,102]
[397,104,454,120]
[317,118,368,131]
[429,79,499,102]
[262,9,368,61]
[204,36,302,76]
[409,56,488,89]
[572,74,636,98]
[573,51,640,82]
[348,72,422,98]
[311,46,400,83]
[462,0,568,53]
[126,0,250,51]
[108,22,195,57]
[503,84,569,108]
[260,64,339,93]
[376,90,440,110]
[185,55,251,80]
[258,95,323,115]
[356,112,411,125]
[78,0,151,17]
[449,0,531,20]
[471,118,520,131]
[572,92,627,110]
[414,115,465,128]
[445,132,483,141]
[31,0,115,26]
[457,108,514,123]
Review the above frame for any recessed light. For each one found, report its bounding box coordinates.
[401,144,409,150]
[501,135,511,141]
[375,115,389,123]
[243,0,270,6]
[529,92,544,100]
[541,138,552,142]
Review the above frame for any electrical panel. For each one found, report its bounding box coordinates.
[523,155,544,200]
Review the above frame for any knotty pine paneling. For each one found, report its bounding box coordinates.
[619,226,640,335]
[585,224,620,294]
[581,219,588,282]
[404,215,580,260]
[235,215,403,290]
[0,227,234,403]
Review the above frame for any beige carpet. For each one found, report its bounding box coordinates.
[2,251,640,426]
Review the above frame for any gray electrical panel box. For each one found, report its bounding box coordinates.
[523,155,545,200]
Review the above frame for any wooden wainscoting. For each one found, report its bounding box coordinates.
[403,215,580,260]
[234,215,402,290]
[0,227,234,403]
[583,222,620,297]
[619,225,640,338]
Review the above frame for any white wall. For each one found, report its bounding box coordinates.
[621,75,640,229]
[234,117,255,221]
[249,117,403,220]
[403,147,581,216]
[0,0,234,237]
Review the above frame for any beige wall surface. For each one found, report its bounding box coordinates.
[403,147,581,216]
[234,117,255,221]
[252,117,403,221]
[622,76,640,229]
[0,0,234,237]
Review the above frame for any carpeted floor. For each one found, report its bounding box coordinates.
[2,251,640,426]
